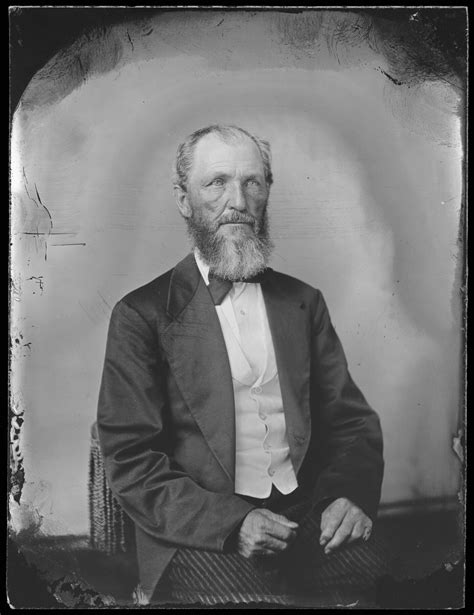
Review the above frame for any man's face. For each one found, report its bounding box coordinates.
[175,133,273,280]
[183,133,269,235]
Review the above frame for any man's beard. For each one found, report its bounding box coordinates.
[185,206,274,282]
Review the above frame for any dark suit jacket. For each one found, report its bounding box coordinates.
[97,252,384,594]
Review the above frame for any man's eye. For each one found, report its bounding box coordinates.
[210,178,225,187]
[246,179,261,187]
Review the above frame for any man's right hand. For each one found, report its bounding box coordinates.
[237,509,299,559]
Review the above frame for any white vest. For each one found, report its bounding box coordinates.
[194,252,298,498]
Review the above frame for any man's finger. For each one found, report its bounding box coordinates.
[362,524,373,541]
[264,522,298,542]
[319,511,345,545]
[245,535,289,555]
[259,511,298,541]
[323,517,354,554]
[261,535,291,552]
[347,519,364,544]
[263,510,299,529]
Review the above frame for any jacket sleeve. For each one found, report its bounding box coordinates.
[310,291,384,521]
[97,299,255,552]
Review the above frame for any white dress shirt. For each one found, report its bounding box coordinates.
[194,250,298,498]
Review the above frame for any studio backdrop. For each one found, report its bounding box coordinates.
[10,9,465,537]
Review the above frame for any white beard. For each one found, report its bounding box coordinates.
[186,209,273,282]
[207,231,269,280]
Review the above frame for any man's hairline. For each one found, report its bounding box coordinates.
[174,130,272,193]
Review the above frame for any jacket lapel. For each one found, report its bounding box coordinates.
[261,272,312,475]
[161,253,236,486]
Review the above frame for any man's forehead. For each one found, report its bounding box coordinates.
[191,133,265,173]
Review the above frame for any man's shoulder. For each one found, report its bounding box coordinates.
[269,268,322,300]
[114,266,175,317]
[269,269,332,329]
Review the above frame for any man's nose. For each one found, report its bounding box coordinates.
[227,181,247,211]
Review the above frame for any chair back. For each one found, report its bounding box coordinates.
[89,422,135,554]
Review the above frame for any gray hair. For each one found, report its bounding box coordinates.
[173,124,273,191]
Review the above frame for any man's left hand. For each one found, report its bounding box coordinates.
[319,497,372,555]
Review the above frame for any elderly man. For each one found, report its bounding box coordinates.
[97,124,389,606]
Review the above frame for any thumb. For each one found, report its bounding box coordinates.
[265,511,299,528]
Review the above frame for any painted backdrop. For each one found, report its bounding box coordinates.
[11,10,464,536]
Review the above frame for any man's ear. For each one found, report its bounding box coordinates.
[174,185,192,219]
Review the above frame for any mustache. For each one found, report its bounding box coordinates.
[218,212,257,226]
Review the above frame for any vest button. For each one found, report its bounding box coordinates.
[259,413,267,420]
[268,468,275,477]
[252,386,262,394]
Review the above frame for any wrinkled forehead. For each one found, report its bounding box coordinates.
[190,133,265,178]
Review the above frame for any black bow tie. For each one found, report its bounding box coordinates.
[207,270,268,305]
